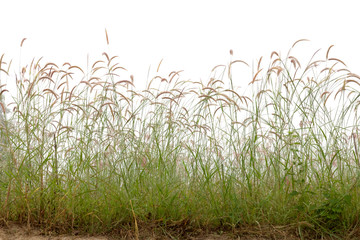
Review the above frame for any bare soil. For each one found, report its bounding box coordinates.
[0,223,358,240]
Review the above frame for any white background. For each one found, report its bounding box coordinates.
[1,0,360,89]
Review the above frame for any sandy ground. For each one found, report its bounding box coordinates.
[0,225,107,240]
[0,224,264,240]
[2,223,351,240]
[0,226,237,240]
[0,225,239,240]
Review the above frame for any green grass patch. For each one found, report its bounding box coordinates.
[0,40,360,239]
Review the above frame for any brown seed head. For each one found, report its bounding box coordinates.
[20,38,27,47]
[105,28,109,45]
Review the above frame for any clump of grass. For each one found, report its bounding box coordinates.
[0,39,360,239]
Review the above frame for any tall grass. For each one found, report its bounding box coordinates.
[0,40,360,238]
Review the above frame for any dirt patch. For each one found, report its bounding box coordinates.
[0,224,106,240]
[0,224,286,240]
[0,223,358,240]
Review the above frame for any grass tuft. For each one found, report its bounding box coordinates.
[0,40,360,238]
